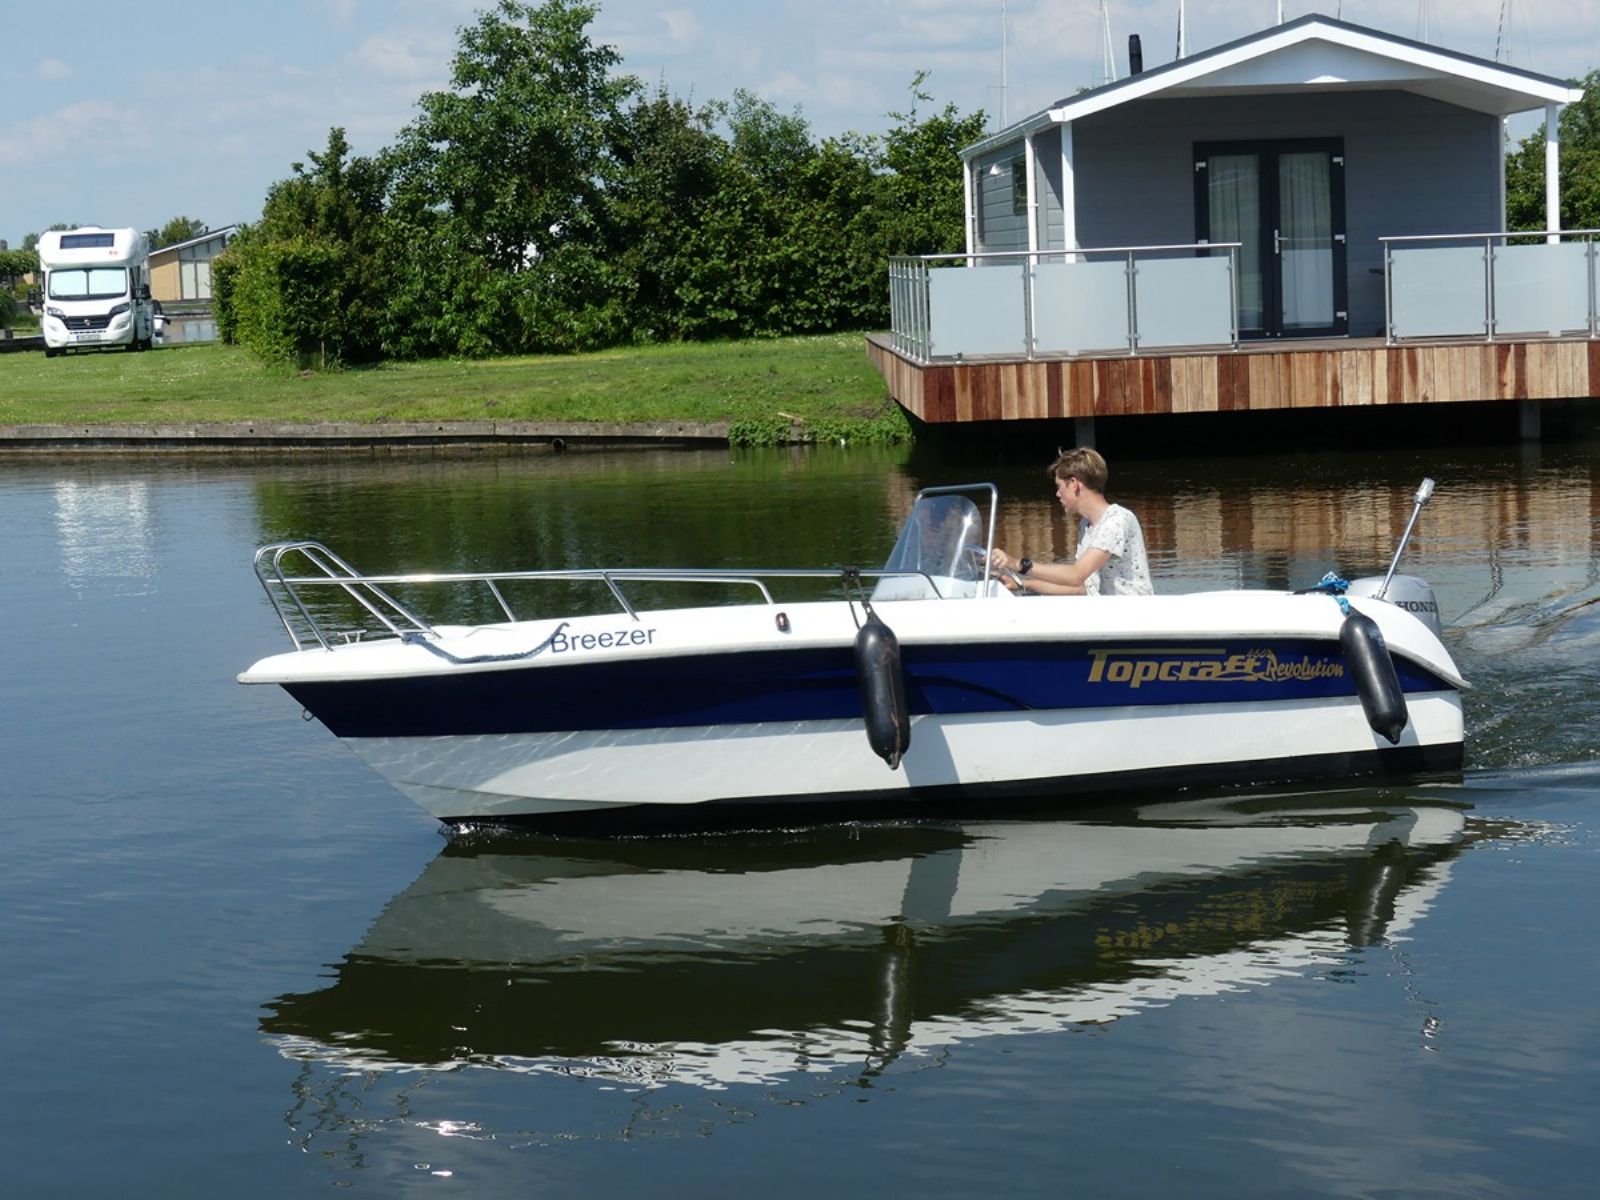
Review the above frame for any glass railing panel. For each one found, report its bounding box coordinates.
[1492,242,1591,337]
[1134,256,1235,349]
[1033,259,1130,354]
[1389,246,1486,338]
[927,264,1028,357]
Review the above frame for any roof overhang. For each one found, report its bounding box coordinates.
[149,225,238,257]
[962,14,1586,161]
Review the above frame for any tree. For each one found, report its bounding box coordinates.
[877,73,989,256]
[389,1,638,268]
[718,90,814,188]
[0,247,39,283]
[597,86,728,341]
[381,0,643,354]
[1505,70,1600,231]
[215,128,390,364]
[213,3,990,365]
[145,216,208,249]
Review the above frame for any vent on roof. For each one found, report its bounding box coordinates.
[1128,34,1144,76]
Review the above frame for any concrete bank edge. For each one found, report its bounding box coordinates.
[0,419,736,451]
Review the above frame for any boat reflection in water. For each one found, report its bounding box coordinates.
[264,792,1486,1095]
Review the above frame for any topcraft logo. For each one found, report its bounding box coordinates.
[1086,647,1346,688]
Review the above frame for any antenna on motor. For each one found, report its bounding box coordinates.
[1377,478,1436,599]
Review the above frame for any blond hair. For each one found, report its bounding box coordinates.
[1046,446,1107,493]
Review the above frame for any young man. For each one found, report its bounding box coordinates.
[989,447,1153,596]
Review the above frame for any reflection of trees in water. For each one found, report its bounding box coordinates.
[253,448,910,626]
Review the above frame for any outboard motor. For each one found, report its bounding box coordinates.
[1347,574,1443,639]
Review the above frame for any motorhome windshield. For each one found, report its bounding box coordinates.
[48,267,129,302]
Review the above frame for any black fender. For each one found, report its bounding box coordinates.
[1340,609,1408,745]
[854,615,911,769]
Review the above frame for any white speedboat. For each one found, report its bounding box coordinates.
[238,482,1465,828]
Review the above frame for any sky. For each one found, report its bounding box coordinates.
[2,0,1598,245]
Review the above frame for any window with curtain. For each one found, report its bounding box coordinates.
[1208,154,1263,333]
[1278,152,1334,330]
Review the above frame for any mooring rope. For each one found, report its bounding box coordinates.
[1298,570,1352,616]
[400,621,570,665]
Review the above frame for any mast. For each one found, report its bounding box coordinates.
[1495,0,1514,63]
[1001,0,1009,126]
[1100,0,1118,85]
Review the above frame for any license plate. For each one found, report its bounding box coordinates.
[72,332,101,342]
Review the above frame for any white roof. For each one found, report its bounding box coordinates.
[964,13,1586,159]
[37,226,144,266]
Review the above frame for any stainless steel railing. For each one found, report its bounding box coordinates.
[252,541,950,652]
[888,243,1240,363]
[1382,229,1600,343]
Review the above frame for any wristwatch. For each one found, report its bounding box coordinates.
[1018,557,1033,576]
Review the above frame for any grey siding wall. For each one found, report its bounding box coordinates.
[973,144,1028,254]
[1069,90,1502,335]
[973,129,1066,256]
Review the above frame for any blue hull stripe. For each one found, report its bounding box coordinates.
[286,637,1457,739]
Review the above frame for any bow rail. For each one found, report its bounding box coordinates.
[252,541,945,652]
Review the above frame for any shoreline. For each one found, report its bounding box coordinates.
[0,418,742,452]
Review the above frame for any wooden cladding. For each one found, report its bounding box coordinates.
[866,337,1600,423]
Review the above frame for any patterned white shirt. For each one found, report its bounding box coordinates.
[1077,504,1153,596]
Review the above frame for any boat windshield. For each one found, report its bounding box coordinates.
[874,493,987,599]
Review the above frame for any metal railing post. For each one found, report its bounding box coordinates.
[1484,234,1495,343]
[920,260,931,360]
[903,260,912,358]
[1125,250,1138,355]
[1384,239,1394,344]
[1024,254,1036,360]
[888,260,899,353]
[1228,247,1239,347]
[1580,236,1593,339]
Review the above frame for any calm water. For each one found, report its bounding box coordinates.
[2,443,1597,1197]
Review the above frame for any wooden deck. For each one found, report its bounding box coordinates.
[866,334,1600,424]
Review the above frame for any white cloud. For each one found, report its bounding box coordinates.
[33,58,72,82]
[0,100,152,167]
[350,30,452,80]
[658,8,701,48]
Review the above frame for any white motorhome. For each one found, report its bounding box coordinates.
[38,227,155,356]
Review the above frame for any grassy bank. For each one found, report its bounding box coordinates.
[0,333,908,445]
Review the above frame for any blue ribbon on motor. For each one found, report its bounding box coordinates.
[1303,570,1351,615]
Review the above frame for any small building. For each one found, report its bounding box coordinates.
[876,13,1596,438]
[149,225,236,305]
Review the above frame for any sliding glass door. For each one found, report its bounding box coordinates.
[1196,140,1347,338]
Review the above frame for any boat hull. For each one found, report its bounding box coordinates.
[340,694,1464,826]
[245,593,1468,827]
